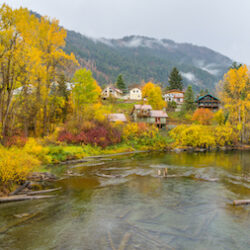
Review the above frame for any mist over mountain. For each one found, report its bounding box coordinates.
[65,31,232,92]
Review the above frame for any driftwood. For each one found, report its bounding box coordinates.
[107,231,116,250]
[233,199,250,206]
[118,232,131,250]
[0,195,55,203]
[96,173,121,178]
[24,187,62,195]
[10,181,30,196]
[70,162,105,169]
[0,212,40,234]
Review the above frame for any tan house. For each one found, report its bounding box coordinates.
[131,104,168,128]
[102,85,123,99]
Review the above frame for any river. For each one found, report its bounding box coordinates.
[0,151,249,250]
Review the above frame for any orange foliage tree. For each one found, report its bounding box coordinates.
[192,109,214,125]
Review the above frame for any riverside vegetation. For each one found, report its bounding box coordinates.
[0,5,250,195]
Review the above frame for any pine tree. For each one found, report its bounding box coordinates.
[116,74,126,92]
[199,89,209,97]
[182,85,196,112]
[168,67,183,90]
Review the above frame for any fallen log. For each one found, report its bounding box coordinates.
[107,231,116,250]
[0,195,55,203]
[10,181,30,196]
[70,162,105,169]
[25,187,62,195]
[233,199,250,206]
[118,232,131,250]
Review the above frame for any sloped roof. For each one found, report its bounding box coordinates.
[196,94,220,102]
[108,113,127,122]
[150,110,168,118]
[103,84,123,94]
[165,89,184,94]
[134,104,152,110]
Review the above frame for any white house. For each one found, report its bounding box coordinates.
[101,85,123,99]
[163,89,184,104]
[129,87,142,100]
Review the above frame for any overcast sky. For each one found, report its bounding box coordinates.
[3,0,250,64]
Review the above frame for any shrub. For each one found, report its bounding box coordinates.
[58,120,122,148]
[170,124,237,148]
[192,109,214,125]
[214,125,237,146]
[5,135,27,147]
[0,147,40,188]
[23,138,51,164]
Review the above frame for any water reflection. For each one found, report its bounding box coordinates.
[0,151,249,250]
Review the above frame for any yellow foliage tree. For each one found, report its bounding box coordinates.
[218,65,250,143]
[142,82,166,109]
[0,4,78,141]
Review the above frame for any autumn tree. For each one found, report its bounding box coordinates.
[72,68,101,121]
[168,67,183,90]
[218,65,250,143]
[0,5,78,141]
[142,82,166,109]
[192,108,214,125]
[0,5,36,143]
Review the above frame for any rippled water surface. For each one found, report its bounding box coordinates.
[0,151,249,250]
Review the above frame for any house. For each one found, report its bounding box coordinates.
[163,89,184,111]
[149,110,168,128]
[196,94,220,111]
[108,113,127,123]
[131,104,168,128]
[129,87,142,100]
[102,85,123,99]
[131,104,153,122]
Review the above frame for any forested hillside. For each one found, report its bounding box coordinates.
[65,32,233,91]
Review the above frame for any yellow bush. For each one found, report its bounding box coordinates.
[0,147,40,185]
[170,125,215,148]
[214,125,237,146]
[123,123,139,140]
[170,124,237,148]
[23,138,51,164]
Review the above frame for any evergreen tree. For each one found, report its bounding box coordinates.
[57,74,70,122]
[168,67,183,90]
[230,62,242,70]
[116,74,126,92]
[199,88,209,97]
[182,85,196,112]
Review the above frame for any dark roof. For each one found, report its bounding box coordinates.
[196,94,220,102]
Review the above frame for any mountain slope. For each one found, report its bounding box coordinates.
[65,33,232,92]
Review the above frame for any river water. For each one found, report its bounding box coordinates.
[0,151,249,250]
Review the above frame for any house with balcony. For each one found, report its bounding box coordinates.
[196,94,220,111]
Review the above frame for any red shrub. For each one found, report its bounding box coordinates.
[5,135,27,147]
[58,121,121,148]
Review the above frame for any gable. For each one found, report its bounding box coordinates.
[197,94,219,102]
